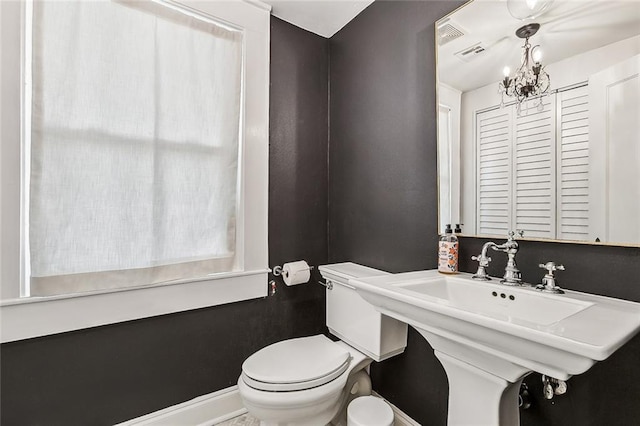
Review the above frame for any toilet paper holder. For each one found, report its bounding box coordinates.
[272,264,314,277]
[271,263,334,290]
[271,265,333,290]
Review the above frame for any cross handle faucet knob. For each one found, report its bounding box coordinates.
[508,230,525,240]
[536,262,566,294]
[472,254,491,266]
[538,261,565,275]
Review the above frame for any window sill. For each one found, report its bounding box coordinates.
[0,269,268,343]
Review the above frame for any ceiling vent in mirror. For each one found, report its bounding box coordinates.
[454,43,487,62]
[437,19,464,46]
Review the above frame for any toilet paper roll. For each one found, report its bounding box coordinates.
[282,260,311,286]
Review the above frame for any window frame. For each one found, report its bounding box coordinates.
[0,0,271,343]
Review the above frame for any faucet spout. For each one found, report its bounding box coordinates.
[471,231,524,284]
[471,242,497,280]
[481,241,498,256]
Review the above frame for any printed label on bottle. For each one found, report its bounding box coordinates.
[438,241,459,273]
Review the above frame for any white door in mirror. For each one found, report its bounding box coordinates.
[589,55,640,244]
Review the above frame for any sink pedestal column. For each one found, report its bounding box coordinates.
[416,328,530,426]
[436,351,524,426]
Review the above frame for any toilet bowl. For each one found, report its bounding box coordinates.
[237,263,408,426]
[237,336,372,426]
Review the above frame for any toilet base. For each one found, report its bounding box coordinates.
[242,368,372,426]
[329,370,372,426]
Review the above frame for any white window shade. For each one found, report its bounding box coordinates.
[28,0,243,295]
[1,0,269,342]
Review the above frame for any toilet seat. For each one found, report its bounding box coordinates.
[241,335,352,392]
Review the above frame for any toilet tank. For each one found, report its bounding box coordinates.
[318,263,407,362]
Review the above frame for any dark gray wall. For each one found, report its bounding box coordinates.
[329,3,463,424]
[329,0,452,274]
[0,17,329,426]
[328,1,640,425]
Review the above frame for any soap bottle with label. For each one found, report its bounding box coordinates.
[438,224,459,274]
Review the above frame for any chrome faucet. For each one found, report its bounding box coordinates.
[471,231,524,285]
[471,241,497,280]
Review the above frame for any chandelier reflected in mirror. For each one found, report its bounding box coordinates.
[498,23,550,115]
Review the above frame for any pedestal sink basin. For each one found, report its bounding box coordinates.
[349,270,640,426]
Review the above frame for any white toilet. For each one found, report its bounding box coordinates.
[237,262,408,426]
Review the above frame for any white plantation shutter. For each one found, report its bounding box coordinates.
[557,85,590,240]
[513,98,556,238]
[476,108,513,236]
[475,87,590,240]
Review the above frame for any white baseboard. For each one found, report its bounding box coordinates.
[117,386,421,426]
[116,385,246,426]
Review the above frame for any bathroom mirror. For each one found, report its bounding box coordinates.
[436,0,640,246]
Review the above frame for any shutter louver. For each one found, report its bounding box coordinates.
[514,98,556,238]
[477,108,512,236]
[557,86,590,240]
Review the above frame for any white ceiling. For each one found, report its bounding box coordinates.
[438,0,640,93]
[262,0,374,38]
[260,0,640,86]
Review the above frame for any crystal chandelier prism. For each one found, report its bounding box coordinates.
[498,23,550,114]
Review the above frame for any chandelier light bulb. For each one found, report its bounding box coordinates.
[532,46,543,63]
[507,0,554,20]
[503,66,511,77]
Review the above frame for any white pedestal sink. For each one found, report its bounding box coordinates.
[349,270,640,426]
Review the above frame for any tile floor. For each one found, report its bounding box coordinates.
[215,411,409,426]
[215,413,260,426]
[214,397,413,426]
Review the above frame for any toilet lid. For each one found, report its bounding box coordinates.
[241,335,351,392]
